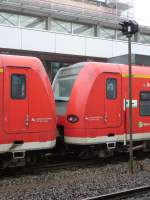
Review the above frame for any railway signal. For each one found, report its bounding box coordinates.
[119,20,139,174]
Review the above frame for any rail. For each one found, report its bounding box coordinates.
[0,159,104,177]
[83,185,150,200]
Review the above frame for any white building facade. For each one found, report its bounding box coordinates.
[0,0,150,79]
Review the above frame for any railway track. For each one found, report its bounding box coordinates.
[83,185,150,200]
[0,151,149,177]
[0,159,105,177]
[28,159,98,173]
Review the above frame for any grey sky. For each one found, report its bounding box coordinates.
[134,0,150,26]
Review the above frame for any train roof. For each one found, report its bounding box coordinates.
[58,61,150,77]
[0,54,42,71]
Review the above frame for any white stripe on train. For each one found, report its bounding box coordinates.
[0,140,56,153]
[65,133,150,145]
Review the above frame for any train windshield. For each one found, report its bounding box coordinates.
[53,63,84,101]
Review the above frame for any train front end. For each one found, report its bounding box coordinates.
[52,63,85,144]
[53,62,124,158]
[0,55,57,167]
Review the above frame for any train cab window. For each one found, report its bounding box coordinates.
[58,78,75,98]
[11,74,26,99]
[140,92,150,116]
[106,78,117,99]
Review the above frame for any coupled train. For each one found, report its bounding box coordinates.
[53,62,150,158]
[0,54,150,167]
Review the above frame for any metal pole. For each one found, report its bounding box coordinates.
[119,20,138,174]
[128,35,134,174]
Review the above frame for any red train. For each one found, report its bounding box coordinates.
[1,54,150,167]
[0,55,56,167]
[53,62,150,158]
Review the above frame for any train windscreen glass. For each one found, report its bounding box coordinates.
[54,76,76,100]
[53,63,84,101]
[58,78,75,97]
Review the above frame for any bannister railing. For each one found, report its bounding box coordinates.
[0,0,133,24]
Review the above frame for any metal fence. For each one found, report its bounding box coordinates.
[0,0,134,24]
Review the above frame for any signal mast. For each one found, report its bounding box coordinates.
[119,20,139,174]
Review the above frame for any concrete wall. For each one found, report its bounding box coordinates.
[0,24,150,58]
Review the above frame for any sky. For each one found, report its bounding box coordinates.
[134,0,150,26]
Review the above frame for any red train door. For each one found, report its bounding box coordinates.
[4,67,29,133]
[104,73,122,127]
[86,73,122,130]
[125,78,150,135]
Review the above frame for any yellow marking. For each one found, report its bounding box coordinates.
[122,74,150,79]
[0,68,3,73]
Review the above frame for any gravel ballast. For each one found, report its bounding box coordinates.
[0,158,150,200]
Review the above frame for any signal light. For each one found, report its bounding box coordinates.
[67,115,79,123]
[119,20,139,37]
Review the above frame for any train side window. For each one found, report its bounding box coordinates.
[140,92,150,116]
[11,74,26,99]
[106,78,117,99]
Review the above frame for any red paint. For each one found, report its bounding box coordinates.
[56,62,150,144]
[0,55,56,148]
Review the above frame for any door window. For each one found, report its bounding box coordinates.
[140,92,150,116]
[106,78,117,99]
[11,74,26,99]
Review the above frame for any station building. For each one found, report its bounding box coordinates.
[0,0,150,80]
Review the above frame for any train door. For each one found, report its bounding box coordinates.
[104,73,122,127]
[125,78,150,136]
[85,73,122,130]
[4,67,29,133]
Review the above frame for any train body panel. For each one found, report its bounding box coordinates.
[0,55,56,155]
[53,62,150,148]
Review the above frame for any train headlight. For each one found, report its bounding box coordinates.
[67,115,79,123]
